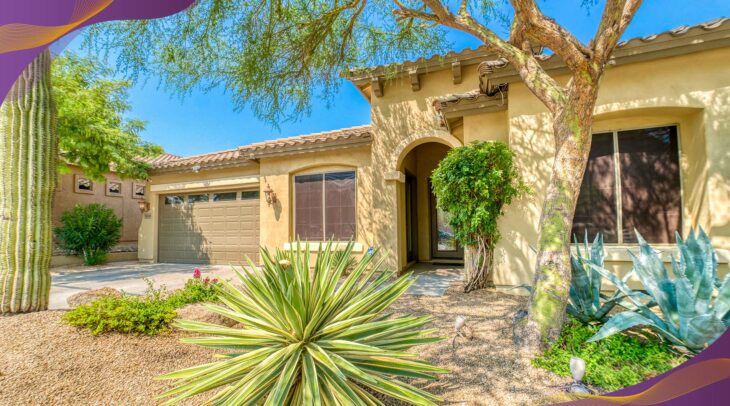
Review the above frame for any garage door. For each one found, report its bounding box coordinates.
[158,190,260,264]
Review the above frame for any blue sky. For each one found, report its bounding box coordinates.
[67,1,730,157]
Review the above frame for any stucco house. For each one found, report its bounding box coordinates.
[138,19,730,287]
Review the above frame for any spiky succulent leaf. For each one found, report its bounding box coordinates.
[591,229,728,353]
[159,242,447,405]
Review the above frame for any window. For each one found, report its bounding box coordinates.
[188,194,209,204]
[212,192,237,202]
[241,191,260,200]
[164,195,184,205]
[572,125,681,244]
[294,171,356,241]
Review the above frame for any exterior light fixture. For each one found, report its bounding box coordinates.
[137,200,150,213]
[263,184,277,206]
[191,164,201,173]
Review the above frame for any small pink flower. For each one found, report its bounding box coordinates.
[212,278,219,283]
[203,276,210,284]
[193,268,201,279]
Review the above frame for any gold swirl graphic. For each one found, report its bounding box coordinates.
[0,0,113,54]
[572,358,730,405]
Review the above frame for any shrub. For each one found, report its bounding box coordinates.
[431,141,526,292]
[166,274,220,307]
[588,229,729,353]
[158,243,448,405]
[54,203,122,265]
[533,318,685,391]
[65,273,220,336]
[64,295,176,336]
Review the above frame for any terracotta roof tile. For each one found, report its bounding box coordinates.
[349,17,730,81]
[151,125,372,171]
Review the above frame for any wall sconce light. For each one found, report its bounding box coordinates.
[137,200,150,213]
[263,184,277,206]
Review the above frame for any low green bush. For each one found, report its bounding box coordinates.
[64,273,221,336]
[54,203,122,265]
[64,295,176,336]
[532,318,685,391]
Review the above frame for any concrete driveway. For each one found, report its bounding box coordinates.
[50,261,464,310]
[50,262,242,310]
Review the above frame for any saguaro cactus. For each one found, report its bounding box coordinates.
[0,49,58,313]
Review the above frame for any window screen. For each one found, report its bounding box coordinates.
[618,126,681,243]
[294,171,356,241]
[572,133,618,243]
[572,126,681,244]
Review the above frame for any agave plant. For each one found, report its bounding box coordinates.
[588,229,730,353]
[568,233,650,324]
[158,242,448,405]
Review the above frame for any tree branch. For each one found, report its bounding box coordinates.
[509,0,592,73]
[416,0,566,109]
[592,0,643,67]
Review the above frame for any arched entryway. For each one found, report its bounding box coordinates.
[397,141,464,269]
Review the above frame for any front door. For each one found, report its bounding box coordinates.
[429,184,463,260]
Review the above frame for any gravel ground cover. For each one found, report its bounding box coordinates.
[0,286,570,405]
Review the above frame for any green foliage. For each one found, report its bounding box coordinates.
[64,294,177,336]
[64,276,221,336]
[533,318,685,391]
[568,233,651,324]
[166,276,221,308]
[83,0,460,123]
[588,229,729,353]
[52,52,163,181]
[430,141,525,247]
[158,242,447,405]
[54,204,122,265]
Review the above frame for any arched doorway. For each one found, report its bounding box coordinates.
[398,142,464,268]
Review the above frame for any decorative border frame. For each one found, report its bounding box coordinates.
[132,182,146,199]
[73,174,94,194]
[105,180,123,197]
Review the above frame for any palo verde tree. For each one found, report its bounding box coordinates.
[431,141,525,293]
[53,52,163,181]
[87,0,644,349]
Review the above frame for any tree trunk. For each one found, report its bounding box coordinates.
[0,49,57,313]
[516,94,595,351]
[463,236,494,292]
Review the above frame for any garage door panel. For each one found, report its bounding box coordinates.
[158,191,260,264]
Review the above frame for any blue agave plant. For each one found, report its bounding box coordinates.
[588,229,729,353]
[568,233,650,324]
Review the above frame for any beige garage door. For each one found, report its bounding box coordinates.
[158,190,260,264]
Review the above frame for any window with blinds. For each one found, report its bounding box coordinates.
[294,171,356,241]
[572,125,681,244]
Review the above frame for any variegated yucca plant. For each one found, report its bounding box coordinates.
[158,242,448,405]
[568,233,651,324]
[588,229,730,353]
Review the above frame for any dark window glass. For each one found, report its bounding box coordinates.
[618,126,681,243]
[324,171,356,240]
[213,192,237,202]
[572,126,681,244]
[294,171,357,241]
[188,194,209,204]
[572,133,618,243]
[164,196,184,205]
[241,191,260,200]
[294,174,324,240]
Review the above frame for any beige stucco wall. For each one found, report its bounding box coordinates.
[53,165,143,244]
[368,46,730,282]
[257,146,373,254]
[139,46,730,286]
